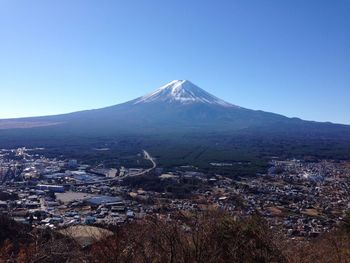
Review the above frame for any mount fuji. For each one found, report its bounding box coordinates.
[0,80,289,132]
[0,80,349,155]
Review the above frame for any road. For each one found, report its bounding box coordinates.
[140,149,157,174]
[71,150,156,186]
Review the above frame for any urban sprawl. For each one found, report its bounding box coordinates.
[1,147,350,242]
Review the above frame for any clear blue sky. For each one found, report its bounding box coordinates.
[0,0,349,124]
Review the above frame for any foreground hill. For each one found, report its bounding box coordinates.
[1,211,350,262]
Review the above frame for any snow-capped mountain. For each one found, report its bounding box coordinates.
[0,79,349,143]
[133,80,237,107]
[1,79,349,167]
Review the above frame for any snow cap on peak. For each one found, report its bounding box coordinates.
[133,80,237,107]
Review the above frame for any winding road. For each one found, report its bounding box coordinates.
[140,150,157,174]
[72,150,156,186]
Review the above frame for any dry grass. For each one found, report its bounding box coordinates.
[59,225,113,247]
[302,208,319,217]
[267,206,284,216]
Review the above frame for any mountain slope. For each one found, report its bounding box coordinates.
[0,80,304,129]
[0,80,350,171]
[0,79,349,141]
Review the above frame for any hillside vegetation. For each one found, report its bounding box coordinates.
[1,211,350,262]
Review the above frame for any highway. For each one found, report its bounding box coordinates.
[71,150,156,186]
[141,150,157,174]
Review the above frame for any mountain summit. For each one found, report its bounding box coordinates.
[133,80,236,107]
